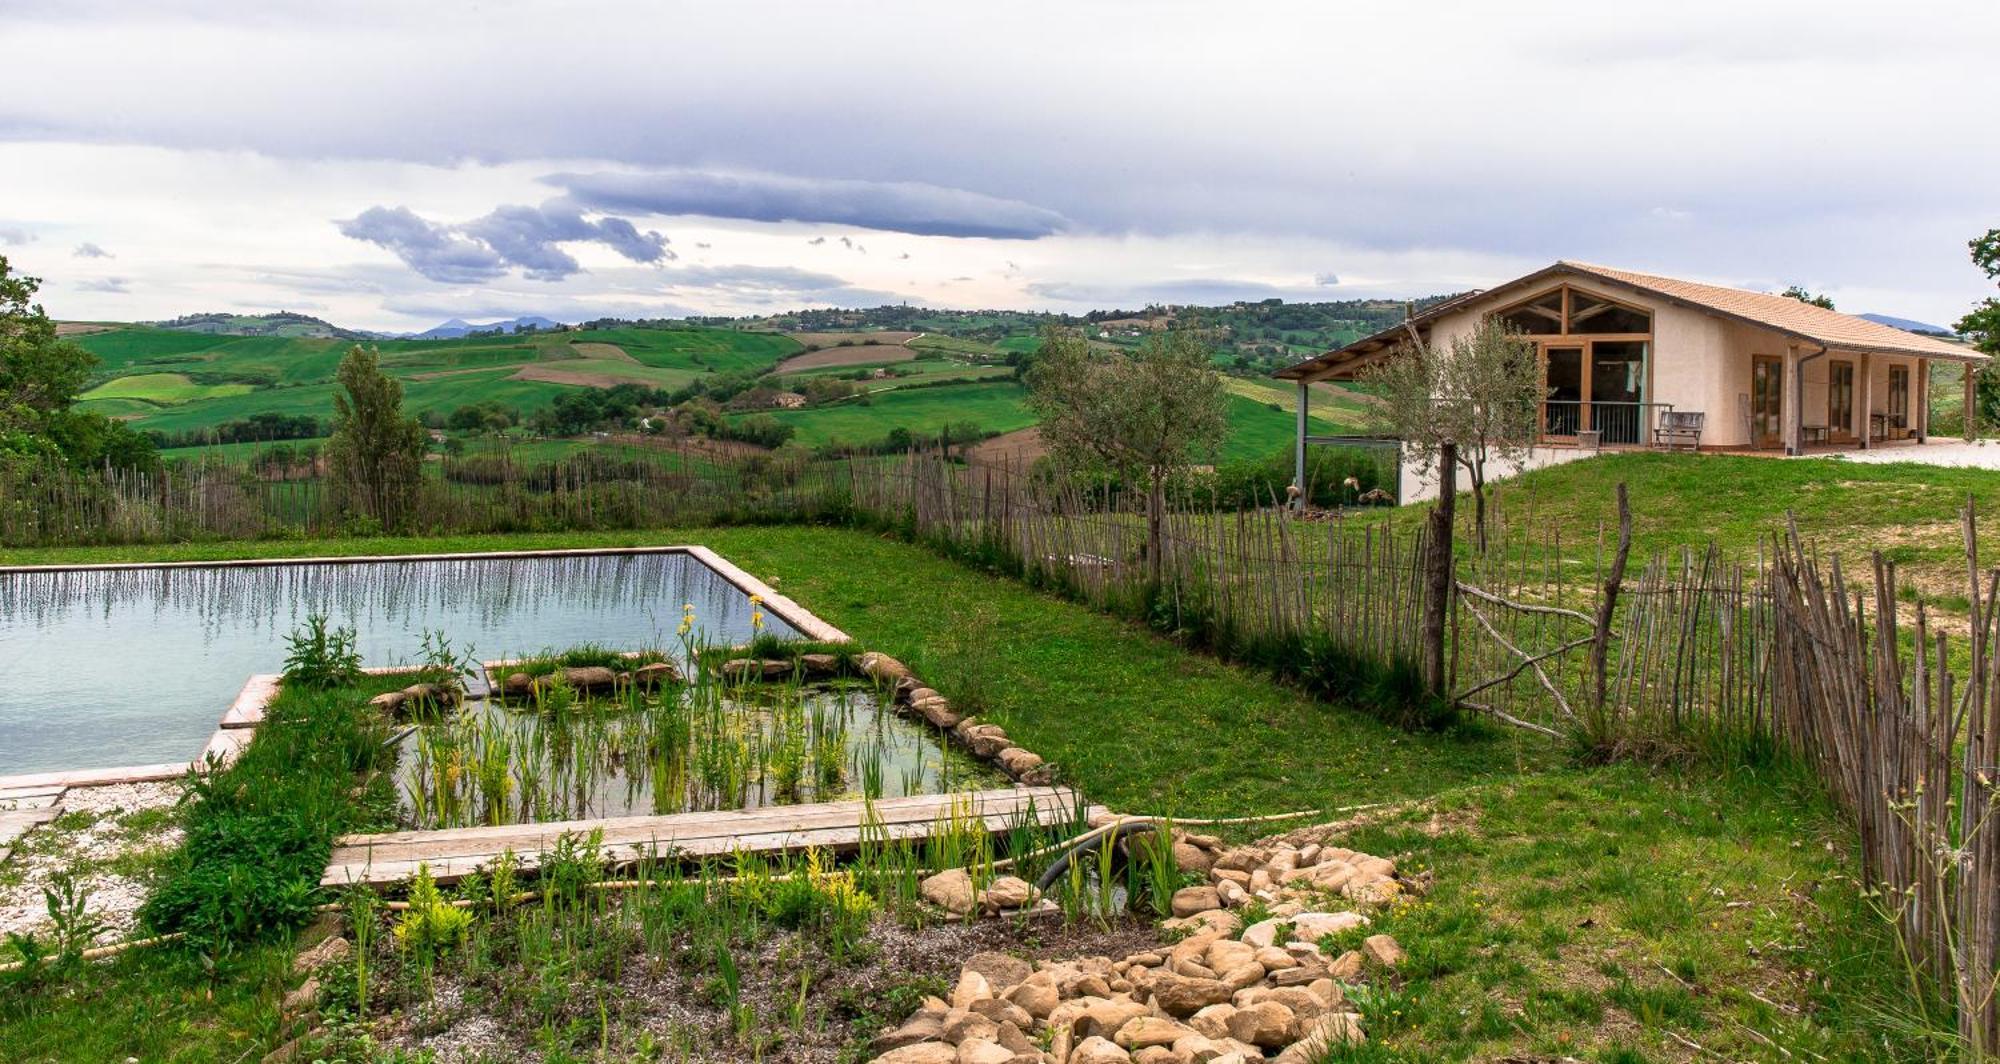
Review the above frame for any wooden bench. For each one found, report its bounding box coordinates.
[1653,410,1704,452]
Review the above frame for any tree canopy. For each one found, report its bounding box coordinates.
[0,254,156,469]
[325,345,428,528]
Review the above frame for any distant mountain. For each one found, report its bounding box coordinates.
[149,311,367,340]
[1859,312,1957,338]
[411,315,563,340]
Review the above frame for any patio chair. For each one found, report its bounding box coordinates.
[1653,410,1704,452]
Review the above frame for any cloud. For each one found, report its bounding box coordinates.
[545,169,1070,240]
[0,227,33,246]
[77,277,130,294]
[338,201,669,283]
[1313,272,1340,286]
[1026,277,1346,306]
[73,242,113,258]
[337,205,505,283]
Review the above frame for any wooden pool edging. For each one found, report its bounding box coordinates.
[0,544,848,644]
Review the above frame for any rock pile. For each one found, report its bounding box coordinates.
[878,839,1408,1063]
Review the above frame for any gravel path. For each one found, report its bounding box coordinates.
[1836,440,2000,468]
[0,781,182,947]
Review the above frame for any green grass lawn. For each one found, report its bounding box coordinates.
[78,372,255,406]
[745,380,1038,448]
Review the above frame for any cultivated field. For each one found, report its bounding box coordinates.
[774,342,917,372]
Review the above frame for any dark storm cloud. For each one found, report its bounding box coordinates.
[338,202,669,283]
[544,170,1069,240]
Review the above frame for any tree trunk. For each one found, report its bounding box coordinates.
[1146,466,1165,586]
[1589,482,1633,719]
[1422,441,1458,695]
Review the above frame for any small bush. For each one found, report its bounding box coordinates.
[282,614,362,689]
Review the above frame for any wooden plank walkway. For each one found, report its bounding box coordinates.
[323,786,1094,887]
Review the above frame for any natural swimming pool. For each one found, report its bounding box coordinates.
[0,550,799,774]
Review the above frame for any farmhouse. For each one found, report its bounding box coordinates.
[1277,261,1986,471]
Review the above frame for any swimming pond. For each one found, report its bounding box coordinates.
[0,550,799,775]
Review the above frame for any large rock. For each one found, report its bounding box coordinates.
[1150,972,1234,1017]
[870,1006,947,1053]
[1004,978,1059,1020]
[1290,912,1368,942]
[955,1040,1013,1064]
[1273,1013,1365,1062]
[1362,933,1404,968]
[996,747,1046,781]
[1170,886,1222,918]
[799,652,842,677]
[292,935,349,974]
[1226,1001,1297,1048]
[501,672,534,698]
[1069,1036,1132,1064]
[981,876,1037,913]
[921,869,978,916]
[858,651,912,685]
[870,1044,958,1064]
[1173,841,1214,875]
[631,661,681,688]
[964,951,1034,992]
[560,665,618,692]
[951,970,995,1010]
[915,697,964,730]
[1114,1015,1191,1050]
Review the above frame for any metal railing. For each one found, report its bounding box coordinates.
[1540,401,1674,447]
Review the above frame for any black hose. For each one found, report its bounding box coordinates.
[1034,821,1158,892]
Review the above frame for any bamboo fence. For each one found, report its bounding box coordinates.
[4,449,1997,1048]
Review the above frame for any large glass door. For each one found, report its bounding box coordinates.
[1828,360,1854,441]
[1590,341,1647,444]
[1544,346,1583,437]
[1752,355,1783,448]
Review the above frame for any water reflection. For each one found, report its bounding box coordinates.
[0,551,797,773]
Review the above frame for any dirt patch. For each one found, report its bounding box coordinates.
[965,426,1045,469]
[409,364,527,381]
[603,432,769,460]
[508,363,651,389]
[786,331,919,350]
[0,782,182,948]
[55,322,119,337]
[568,342,636,362]
[775,344,917,373]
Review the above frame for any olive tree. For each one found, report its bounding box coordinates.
[1362,316,1542,693]
[325,345,428,528]
[1025,325,1226,583]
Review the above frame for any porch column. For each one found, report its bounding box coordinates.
[1918,360,1930,442]
[1967,363,1978,442]
[1784,347,1801,455]
[1859,353,1871,450]
[1293,380,1308,509]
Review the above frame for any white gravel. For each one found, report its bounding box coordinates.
[1835,441,2000,469]
[0,781,183,947]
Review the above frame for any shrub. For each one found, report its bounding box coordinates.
[282,614,362,689]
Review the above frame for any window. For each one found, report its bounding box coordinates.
[1500,290,1564,334]
[1496,285,1651,337]
[1567,290,1651,334]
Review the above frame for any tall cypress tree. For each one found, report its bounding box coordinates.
[325,345,426,528]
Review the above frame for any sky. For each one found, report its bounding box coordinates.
[1,0,1996,333]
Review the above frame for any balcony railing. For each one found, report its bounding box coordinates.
[1540,401,1674,447]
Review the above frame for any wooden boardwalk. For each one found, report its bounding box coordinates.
[323,786,1095,887]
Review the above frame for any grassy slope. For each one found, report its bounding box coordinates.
[747,381,1038,448]
[0,524,1908,1060]
[71,326,800,435]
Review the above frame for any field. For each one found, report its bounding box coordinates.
[773,343,916,372]
[71,326,803,437]
[745,379,1037,447]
